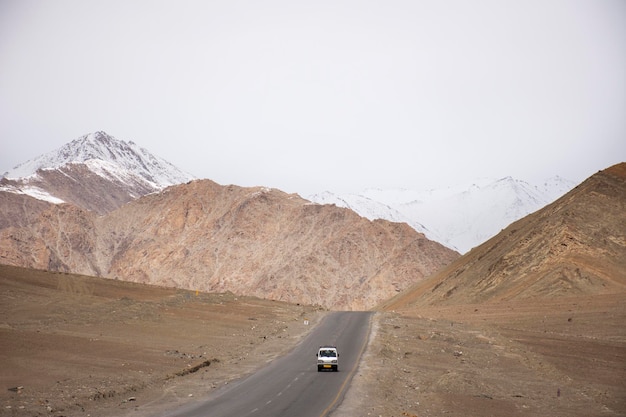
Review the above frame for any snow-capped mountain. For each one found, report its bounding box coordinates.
[310,191,444,243]
[308,176,576,254]
[3,131,193,186]
[1,131,195,213]
[2,130,577,253]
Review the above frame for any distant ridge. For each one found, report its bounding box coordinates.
[308,176,576,253]
[1,131,194,214]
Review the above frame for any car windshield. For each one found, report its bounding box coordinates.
[320,350,336,357]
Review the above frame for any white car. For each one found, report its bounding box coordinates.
[316,346,338,372]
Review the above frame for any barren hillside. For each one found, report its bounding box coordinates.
[381,163,626,310]
[0,192,52,230]
[0,180,458,310]
[2,165,625,417]
[0,264,321,417]
[0,164,153,215]
[341,163,626,417]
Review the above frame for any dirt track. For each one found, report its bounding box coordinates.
[1,265,625,417]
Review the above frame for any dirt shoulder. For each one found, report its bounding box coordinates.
[0,266,324,417]
[338,294,626,417]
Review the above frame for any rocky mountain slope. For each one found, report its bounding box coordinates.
[381,163,626,310]
[1,131,194,214]
[308,175,576,253]
[3,131,577,253]
[0,180,458,310]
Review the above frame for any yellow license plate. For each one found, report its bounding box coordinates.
[323,365,332,368]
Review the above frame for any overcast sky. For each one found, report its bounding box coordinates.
[1,1,624,195]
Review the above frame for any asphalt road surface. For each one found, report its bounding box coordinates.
[162,311,372,417]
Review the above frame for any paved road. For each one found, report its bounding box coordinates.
[162,311,372,417]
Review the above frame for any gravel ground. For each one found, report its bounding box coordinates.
[0,267,323,417]
[339,296,626,417]
[2,266,624,417]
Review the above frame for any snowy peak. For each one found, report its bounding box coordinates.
[308,190,436,240]
[308,176,577,254]
[1,131,195,214]
[4,131,194,188]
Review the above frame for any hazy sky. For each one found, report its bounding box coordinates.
[1,0,625,195]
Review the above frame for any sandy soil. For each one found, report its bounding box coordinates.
[0,266,324,417]
[338,295,626,417]
[2,266,625,417]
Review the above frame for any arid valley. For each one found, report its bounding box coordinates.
[2,0,625,411]
[1,265,624,417]
[1,136,624,417]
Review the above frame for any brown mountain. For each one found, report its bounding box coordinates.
[0,163,156,215]
[0,180,459,310]
[381,163,626,311]
[0,190,53,230]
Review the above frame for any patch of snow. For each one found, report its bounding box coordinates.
[0,183,65,204]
